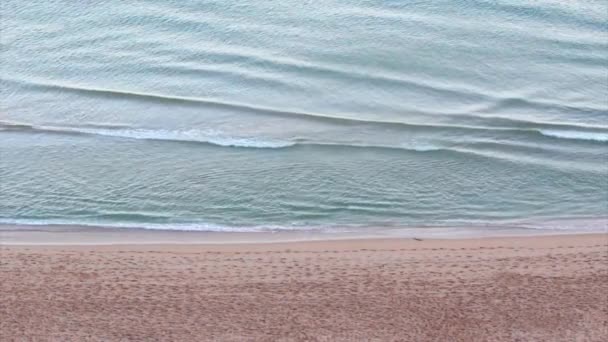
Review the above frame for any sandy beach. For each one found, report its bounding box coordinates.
[1,232,606,341]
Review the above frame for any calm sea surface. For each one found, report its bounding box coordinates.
[1,1,607,232]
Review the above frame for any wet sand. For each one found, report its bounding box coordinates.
[1,233,607,341]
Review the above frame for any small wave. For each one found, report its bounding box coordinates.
[0,121,446,152]
[509,217,608,232]
[0,121,294,149]
[0,218,325,232]
[64,127,296,149]
[7,77,608,138]
[1,217,606,235]
[0,218,246,232]
[309,142,442,152]
[4,77,481,131]
[539,129,608,142]
[75,127,295,148]
[3,120,607,166]
[480,96,607,118]
[3,120,607,172]
[443,112,608,131]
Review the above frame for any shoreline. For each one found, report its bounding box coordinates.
[2,233,607,340]
[1,220,606,245]
[3,232,606,253]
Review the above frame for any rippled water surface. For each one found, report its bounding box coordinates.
[1,1,607,231]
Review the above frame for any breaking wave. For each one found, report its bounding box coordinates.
[0,121,446,151]
[539,129,608,142]
[0,122,295,149]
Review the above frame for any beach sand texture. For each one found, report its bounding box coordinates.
[1,234,607,341]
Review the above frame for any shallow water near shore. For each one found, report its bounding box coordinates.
[1,1,607,232]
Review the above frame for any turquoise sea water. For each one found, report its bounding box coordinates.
[1,1,607,232]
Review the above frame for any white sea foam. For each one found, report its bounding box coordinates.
[539,129,608,142]
[0,218,312,232]
[2,121,447,152]
[41,126,296,149]
[1,217,606,235]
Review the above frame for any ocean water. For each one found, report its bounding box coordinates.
[1,0,607,233]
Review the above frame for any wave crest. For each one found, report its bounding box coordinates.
[539,129,608,142]
[0,122,295,149]
[0,121,447,152]
[84,127,296,148]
